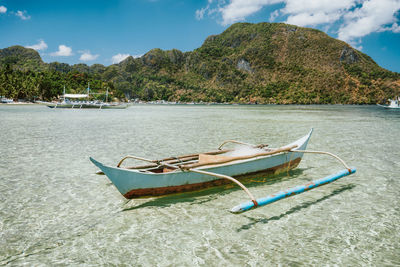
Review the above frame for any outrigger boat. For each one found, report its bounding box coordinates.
[0,97,13,104]
[90,129,356,213]
[40,85,127,109]
[377,97,400,109]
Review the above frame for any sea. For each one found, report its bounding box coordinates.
[0,104,399,265]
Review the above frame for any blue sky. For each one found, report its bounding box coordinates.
[0,0,399,72]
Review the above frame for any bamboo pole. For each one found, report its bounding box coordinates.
[157,162,258,204]
[186,168,257,204]
[116,149,231,169]
[230,168,356,213]
[290,149,351,171]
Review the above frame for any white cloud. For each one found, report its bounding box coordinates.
[338,0,400,43]
[382,22,400,33]
[269,10,280,21]
[79,51,99,61]
[15,10,31,20]
[0,5,7,14]
[26,40,48,51]
[199,0,354,26]
[196,7,207,20]
[283,0,356,26]
[282,0,356,15]
[285,11,343,26]
[111,53,130,64]
[218,0,283,26]
[50,45,73,57]
[195,0,219,21]
[197,0,400,47]
[195,5,210,20]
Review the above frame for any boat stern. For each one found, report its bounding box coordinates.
[285,128,313,151]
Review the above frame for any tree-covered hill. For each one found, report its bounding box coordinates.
[1,22,399,103]
[0,45,46,72]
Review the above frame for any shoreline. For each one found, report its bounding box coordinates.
[0,102,383,107]
[0,102,36,105]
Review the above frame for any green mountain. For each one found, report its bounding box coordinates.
[1,22,399,103]
[0,45,46,72]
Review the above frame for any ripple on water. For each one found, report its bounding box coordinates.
[1,105,400,265]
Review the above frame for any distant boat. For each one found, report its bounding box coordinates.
[45,98,127,109]
[0,97,14,104]
[41,85,127,109]
[377,97,400,109]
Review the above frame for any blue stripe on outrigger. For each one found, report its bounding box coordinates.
[230,168,356,214]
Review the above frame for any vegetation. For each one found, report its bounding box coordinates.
[0,63,129,101]
[1,22,399,104]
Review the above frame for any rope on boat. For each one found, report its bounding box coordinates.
[290,149,351,172]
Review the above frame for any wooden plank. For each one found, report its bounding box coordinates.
[181,145,298,169]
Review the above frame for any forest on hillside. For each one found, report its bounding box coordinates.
[1,22,400,104]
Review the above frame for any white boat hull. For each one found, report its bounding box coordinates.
[90,130,313,198]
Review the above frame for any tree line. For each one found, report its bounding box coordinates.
[0,64,125,101]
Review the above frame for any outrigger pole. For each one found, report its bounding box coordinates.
[230,167,356,213]
[229,147,355,213]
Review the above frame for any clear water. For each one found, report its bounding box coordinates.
[0,104,399,266]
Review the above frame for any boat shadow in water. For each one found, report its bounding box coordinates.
[122,168,308,212]
[236,183,356,232]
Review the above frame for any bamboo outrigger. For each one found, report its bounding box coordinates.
[90,129,356,213]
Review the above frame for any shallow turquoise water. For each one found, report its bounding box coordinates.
[0,104,399,265]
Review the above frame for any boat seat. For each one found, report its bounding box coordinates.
[198,153,235,165]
